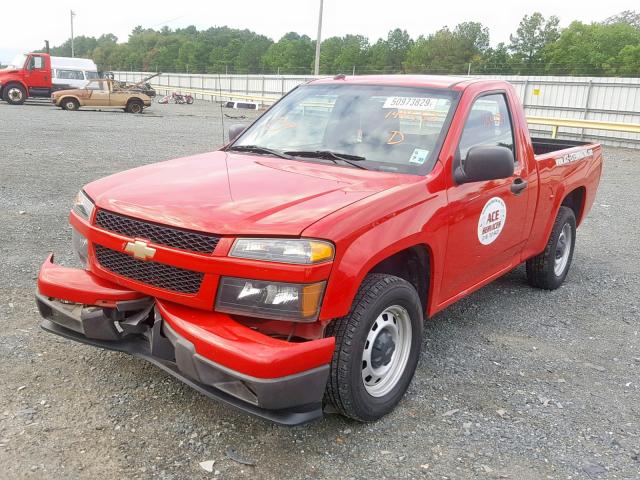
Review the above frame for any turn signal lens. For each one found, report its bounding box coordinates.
[230,238,334,264]
[72,190,95,221]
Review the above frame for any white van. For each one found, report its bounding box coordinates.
[51,57,99,90]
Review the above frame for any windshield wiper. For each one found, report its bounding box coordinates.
[284,150,369,170]
[227,145,292,160]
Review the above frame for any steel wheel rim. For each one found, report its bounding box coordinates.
[554,223,572,276]
[361,305,412,397]
[132,104,141,113]
[8,88,23,101]
[66,101,76,110]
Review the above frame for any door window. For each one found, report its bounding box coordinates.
[459,94,515,160]
[86,81,105,91]
[29,56,44,70]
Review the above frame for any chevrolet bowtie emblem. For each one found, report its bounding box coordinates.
[124,240,156,261]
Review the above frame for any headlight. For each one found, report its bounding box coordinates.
[72,228,89,268]
[73,190,95,221]
[215,277,325,322]
[230,238,334,264]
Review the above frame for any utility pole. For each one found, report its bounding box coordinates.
[313,0,323,75]
[70,10,76,57]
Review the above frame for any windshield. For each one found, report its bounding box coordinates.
[233,83,458,174]
[5,54,26,69]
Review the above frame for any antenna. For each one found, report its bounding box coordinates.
[220,103,226,145]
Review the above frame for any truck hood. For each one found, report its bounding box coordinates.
[84,151,414,236]
[0,69,19,78]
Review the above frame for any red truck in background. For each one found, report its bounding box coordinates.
[0,52,98,105]
[35,76,603,425]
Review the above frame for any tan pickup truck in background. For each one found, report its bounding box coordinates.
[52,79,151,113]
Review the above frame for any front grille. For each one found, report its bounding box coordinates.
[95,245,203,294]
[95,209,220,254]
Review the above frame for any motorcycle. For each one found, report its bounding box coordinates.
[157,92,194,104]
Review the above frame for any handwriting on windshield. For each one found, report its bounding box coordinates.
[387,131,405,145]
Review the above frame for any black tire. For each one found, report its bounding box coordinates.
[62,98,80,111]
[526,206,576,290]
[325,274,424,421]
[186,96,194,104]
[3,83,27,105]
[126,99,143,114]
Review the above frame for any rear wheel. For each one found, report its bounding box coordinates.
[3,83,27,105]
[62,98,80,111]
[526,206,576,290]
[325,274,423,421]
[126,99,143,114]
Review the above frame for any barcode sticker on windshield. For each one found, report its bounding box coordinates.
[383,97,437,110]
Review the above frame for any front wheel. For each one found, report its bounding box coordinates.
[526,206,577,290]
[3,83,27,105]
[325,274,423,421]
[62,98,80,111]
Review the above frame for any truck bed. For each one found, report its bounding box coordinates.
[531,137,593,156]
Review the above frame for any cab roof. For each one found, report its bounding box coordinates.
[308,74,489,90]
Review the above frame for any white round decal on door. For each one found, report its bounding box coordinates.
[477,197,507,245]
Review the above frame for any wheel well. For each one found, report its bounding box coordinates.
[561,187,586,225]
[369,245,430,313]
[127,97,143,105]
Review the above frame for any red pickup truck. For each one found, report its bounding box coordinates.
[36,76,602,425]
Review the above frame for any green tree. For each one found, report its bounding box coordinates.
[509,12,560,72]
[404,22,490,74]
[262,32,314,74]
[603,10,640,29]
[475,43,514,74]
[543,21,640,75]
[319,35,369,74]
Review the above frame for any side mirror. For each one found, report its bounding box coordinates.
[228,124,246,143]
[454,145,515,184]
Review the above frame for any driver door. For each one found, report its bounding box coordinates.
[84,80,110,106]
[23,55,49,90]
[439,92,531,302]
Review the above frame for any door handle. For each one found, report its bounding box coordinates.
[510,177,528,195]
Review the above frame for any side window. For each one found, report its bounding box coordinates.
[459,94,515,160]
[29,56,44,70]
[56,70,85,80]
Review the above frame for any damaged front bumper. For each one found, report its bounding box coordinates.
[36,255,334,425]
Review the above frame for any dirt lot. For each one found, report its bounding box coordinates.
[0,99,639,480]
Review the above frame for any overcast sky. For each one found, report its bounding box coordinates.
[0,0,636,63]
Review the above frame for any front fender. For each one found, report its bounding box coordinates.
[0,77,27,95]
[313,187,449,321]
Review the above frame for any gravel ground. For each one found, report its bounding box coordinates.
[0,99,639,480]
